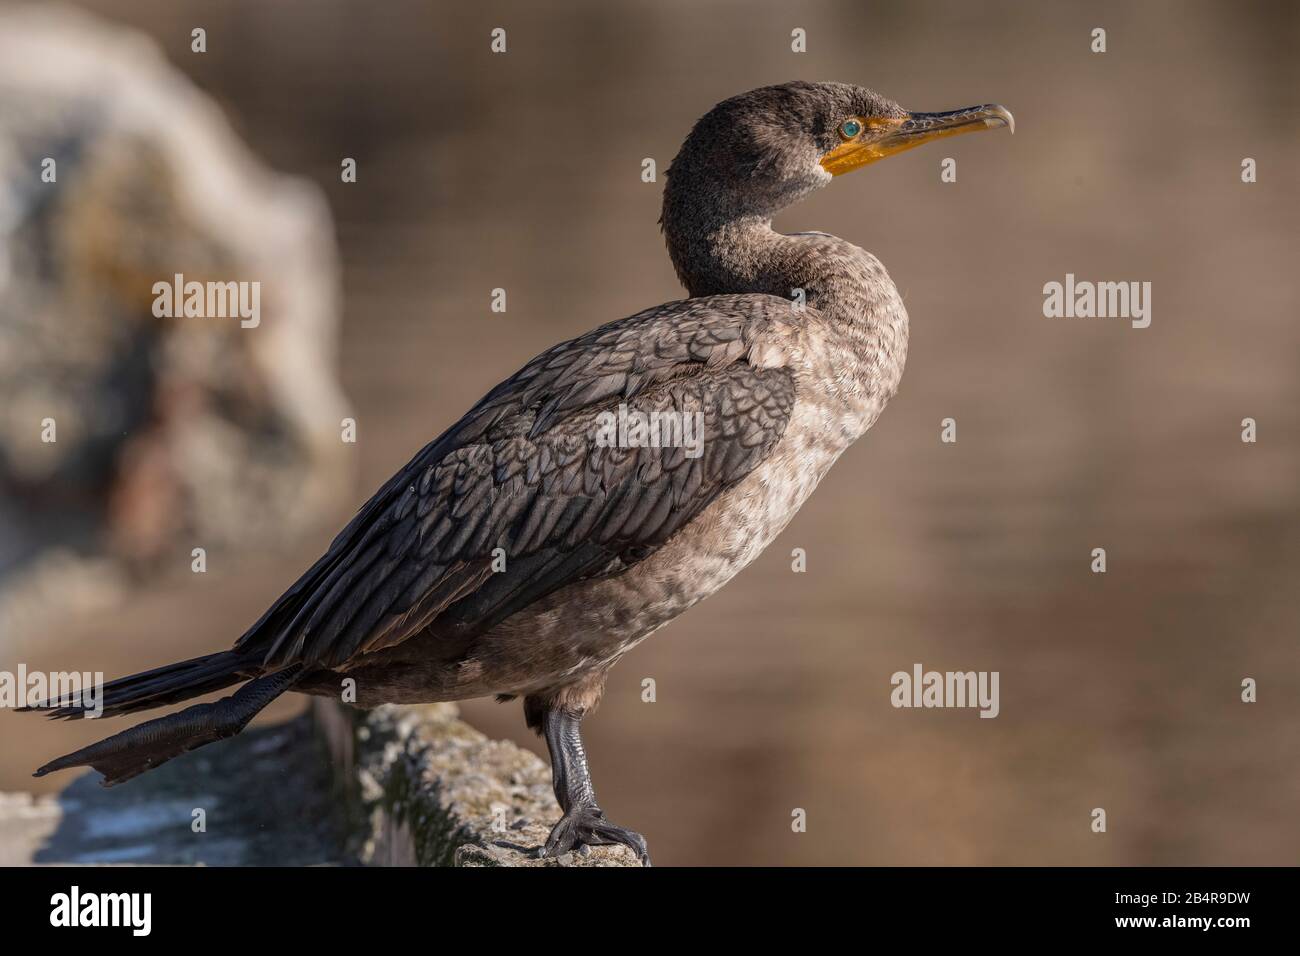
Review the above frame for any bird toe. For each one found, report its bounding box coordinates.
[541,806,651,866]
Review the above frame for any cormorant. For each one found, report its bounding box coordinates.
[26,82,1012,865]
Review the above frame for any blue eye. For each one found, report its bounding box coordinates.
[840,118,863,138]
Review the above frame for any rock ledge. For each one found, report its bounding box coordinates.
[316,701,639,867]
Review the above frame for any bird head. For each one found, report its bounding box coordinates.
[664,81,1013,223]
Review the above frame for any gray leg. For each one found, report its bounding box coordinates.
[539,706,650,865]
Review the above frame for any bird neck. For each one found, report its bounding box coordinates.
[664,211,909,385]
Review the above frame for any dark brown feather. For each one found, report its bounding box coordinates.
[235,296,799,670]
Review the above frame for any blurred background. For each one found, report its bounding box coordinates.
[0,0,1297,865]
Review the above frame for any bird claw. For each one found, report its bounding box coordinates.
[540,805,651,866]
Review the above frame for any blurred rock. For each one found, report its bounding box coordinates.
[1,712,346,865]
[0,5,351,641]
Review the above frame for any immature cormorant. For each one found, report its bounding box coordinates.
[27,82,1012,865]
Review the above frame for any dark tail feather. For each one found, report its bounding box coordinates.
[19,650,251,721]
[33,666,302,787]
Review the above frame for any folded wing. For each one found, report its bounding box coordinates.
[235,295,802,670]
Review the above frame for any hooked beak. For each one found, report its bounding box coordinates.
[820,104,1014,176]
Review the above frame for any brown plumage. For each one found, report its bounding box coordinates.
[26,81,1012,864]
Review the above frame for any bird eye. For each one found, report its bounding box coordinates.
[839,118,863,139]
